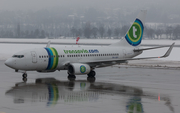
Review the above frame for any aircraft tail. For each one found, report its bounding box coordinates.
[110,10,147,47]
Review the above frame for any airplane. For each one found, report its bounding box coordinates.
[4,10,175,79]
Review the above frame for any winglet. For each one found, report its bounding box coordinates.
[46,41,51,48]
[161,43,175,58]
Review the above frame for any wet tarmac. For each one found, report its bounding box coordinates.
[0,60,180,113]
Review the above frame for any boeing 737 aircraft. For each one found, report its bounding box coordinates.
[5,10,174,79]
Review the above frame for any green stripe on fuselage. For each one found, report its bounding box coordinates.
[52,48,58,69]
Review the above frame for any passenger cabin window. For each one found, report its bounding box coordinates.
[12,55,24,58]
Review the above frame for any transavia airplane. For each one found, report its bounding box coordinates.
[5,10,174,79]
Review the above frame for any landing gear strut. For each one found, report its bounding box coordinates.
[87,70,96,78]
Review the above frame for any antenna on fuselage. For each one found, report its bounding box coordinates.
[46,41,51,48]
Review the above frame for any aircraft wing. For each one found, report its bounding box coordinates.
[81,43,174,68]
[133,45,172,52]
[127,42,174,60]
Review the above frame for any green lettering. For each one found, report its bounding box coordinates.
[74,50,78,53]
[68,50,72,53]
[84,50,88,53]
[63,49,90,54]
[64,50,68,54]
[78,50,81,53]
[80,50,83,53]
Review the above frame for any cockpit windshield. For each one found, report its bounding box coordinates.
[12,55,24,58]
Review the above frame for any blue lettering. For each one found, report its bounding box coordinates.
[89,49,99,53]
[89,50,92,53]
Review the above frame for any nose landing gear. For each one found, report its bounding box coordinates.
[22,73,27,82]
[22,73,27,78]
[22,77,27,82]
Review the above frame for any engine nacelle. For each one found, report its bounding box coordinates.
[68,63,91,75]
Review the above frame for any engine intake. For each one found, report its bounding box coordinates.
[68,63,91,75]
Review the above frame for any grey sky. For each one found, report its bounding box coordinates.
[0,0,180,11]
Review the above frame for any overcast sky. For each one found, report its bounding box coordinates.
[0,0,180,11]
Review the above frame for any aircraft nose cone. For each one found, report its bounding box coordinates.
[5,59,14,68]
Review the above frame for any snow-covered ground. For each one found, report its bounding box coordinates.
[0,39,179,61]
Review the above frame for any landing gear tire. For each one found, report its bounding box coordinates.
[87,71,96,78]
[22,77,27,82]
[68,74,76,78]
[22,73,27,78]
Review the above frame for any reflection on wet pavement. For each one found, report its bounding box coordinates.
[0,59,179,113]
[5,77,174,113]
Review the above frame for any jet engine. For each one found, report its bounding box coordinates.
[68,63,91,75]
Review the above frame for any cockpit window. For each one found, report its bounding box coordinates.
[12,55,24,58]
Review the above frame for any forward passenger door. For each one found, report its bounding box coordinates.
[31,51,37,63]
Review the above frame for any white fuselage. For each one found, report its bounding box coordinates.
[5,45,141,72]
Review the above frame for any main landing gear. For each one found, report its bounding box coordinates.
[22,73,27,82]
[87,70,96,78]
[87,70,96,83]
[67,74,76,81]
[67,70,96,81]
